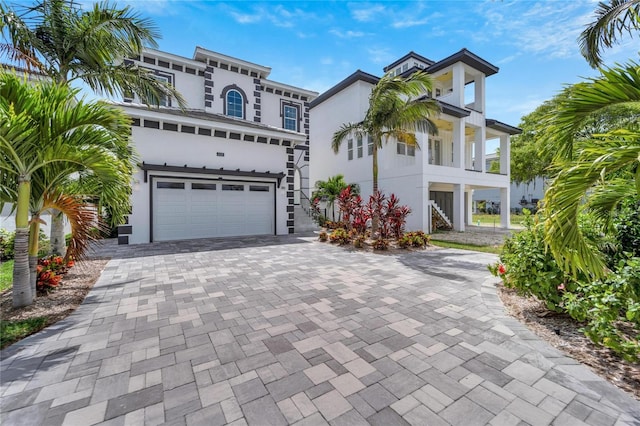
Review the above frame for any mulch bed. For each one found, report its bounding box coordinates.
[498,284,640,400]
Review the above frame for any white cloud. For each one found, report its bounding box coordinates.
[348,3,386,22]
[367,47,394,65]
[329,29,366,38]
[474,1,595,60]
[223,4,322,29]
[320,57,334,65]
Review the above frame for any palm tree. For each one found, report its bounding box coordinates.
[543,62,640,279]
[312,174,350,221]
[332,70,440,232]
[579,0,640,68]
[0,0,184,254]
[0,73,133,307]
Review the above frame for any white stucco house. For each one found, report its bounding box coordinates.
[117,47,318,244]
[309,49,521,232]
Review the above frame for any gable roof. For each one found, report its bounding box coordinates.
[427,48,499,76]
[309,70,379,109]
[383,51,434,72]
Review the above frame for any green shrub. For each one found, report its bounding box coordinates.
[0,229,15,260]
[318,231,328,242]
[493,211,575,311]
[372,238,389,251]
[329,228,351,245]
[564,257,640,361]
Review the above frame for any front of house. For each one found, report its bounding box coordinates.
[309,49,521,233]
[116,47,317,244]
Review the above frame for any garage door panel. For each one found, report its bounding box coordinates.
[153,178,274,241]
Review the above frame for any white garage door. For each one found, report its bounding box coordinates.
[152,178,275,241]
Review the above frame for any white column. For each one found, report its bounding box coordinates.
[465,140,473,170]
[474,127,485,172]
[465,189,473,226]
[453,184,465,231]
[451,63,465,107]
[500,187,510,228]
[474,73,485,113]
[500,134,510,176]
[452,118,465,169]
[423,180,431,234]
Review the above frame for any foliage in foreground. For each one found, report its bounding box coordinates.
[320,187,430,251]
[492,210,640,361]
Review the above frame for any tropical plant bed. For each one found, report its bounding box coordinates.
[319,231,436,254]
[0,258,109,349]
[498,283,640,400]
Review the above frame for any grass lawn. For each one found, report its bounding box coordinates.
[472,213,527,226]
[430,239,502,254]
[0,260,12,292]
[1,317,48,349]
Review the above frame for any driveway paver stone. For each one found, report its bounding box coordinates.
[1,235,639,425]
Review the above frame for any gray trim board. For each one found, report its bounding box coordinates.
[427,48,499,77]
[486,119,522,135]
[140,162,286,187]
[384,51,434,72]
[309,70,379,109]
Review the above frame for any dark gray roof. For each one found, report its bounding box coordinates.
[309,70,379,109]
[486,119,522,135]
[383,51,435,72]
[427,48,499,77]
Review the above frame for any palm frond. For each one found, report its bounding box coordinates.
[544,131,640,278]
[332,122,363,154]
[579,0,640,68]
[545,61,640,160]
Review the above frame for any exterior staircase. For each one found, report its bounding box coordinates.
[294,205,319,233]
[430,201,453,231]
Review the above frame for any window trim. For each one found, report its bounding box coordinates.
[347,138,353,161]
[281,101,301,131]
[367,136,373,156]
[357,135,363,158]
[221,85,248,119]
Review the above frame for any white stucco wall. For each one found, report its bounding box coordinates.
[126,115,296,244]
[205,68,256,118]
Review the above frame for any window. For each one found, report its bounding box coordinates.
[222,184,244,191]
[283,105,298,131]
[192,183,216,190]
[157,182,184,189]
[226,90,243,118]
[435,88,441,97]
[395,67,401,75]
[367,136,373,156]
[357,135,363,158]
[402,64,408,71]
[396,141,414,156]
[429,139,441,165]
[347,139,353,161]
[250,185,269,192]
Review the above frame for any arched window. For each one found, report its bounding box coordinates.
[226,90,243,118]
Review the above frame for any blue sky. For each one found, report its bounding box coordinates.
[117,0,635,127]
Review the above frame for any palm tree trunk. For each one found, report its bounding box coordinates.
[29,220,41,301]
[12,177,32,308]
[371,143,379,235]
[50,210,66,255]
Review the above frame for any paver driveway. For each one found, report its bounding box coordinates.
[2,236,639,425]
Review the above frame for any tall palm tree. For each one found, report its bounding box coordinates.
[0,73,133,307]
[543,62,640,279]
[0,0,184,254]
[579,0,640,68]
[332,70,439,232]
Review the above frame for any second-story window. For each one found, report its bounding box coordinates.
[397,141,415,157]
[348,139,353,160]
[283,105,297,131]
[226,89,243,118]
[368,136,373,155]
[357,135,363,158]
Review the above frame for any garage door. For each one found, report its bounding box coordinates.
[152,178,275,241]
